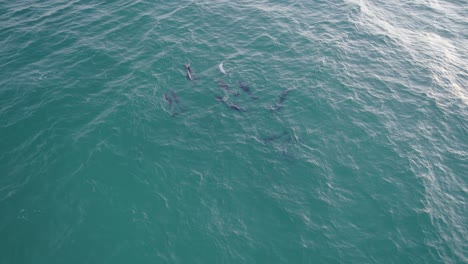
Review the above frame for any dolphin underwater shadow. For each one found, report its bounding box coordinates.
[270,89,292,112]
[164,90,184,116]
[260,130,289,143]
[238,80,259,100]
[217,79,240,96]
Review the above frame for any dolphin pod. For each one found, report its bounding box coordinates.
[167,63,294,116]
[162,62,296,159]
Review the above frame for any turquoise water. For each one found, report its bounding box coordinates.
[1,0,467,263]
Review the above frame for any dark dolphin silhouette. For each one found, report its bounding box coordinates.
[171,91,180,104]
[278,89,291,104]
[271,89,292,111]
[184,64,194,80]
[164,93,173,110]
[238,81,259,100]
[217,79,239,96]
[262,130,288,142]
[215,95,245,112]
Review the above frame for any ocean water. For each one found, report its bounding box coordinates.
[0,0,466,263]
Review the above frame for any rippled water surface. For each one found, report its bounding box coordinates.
[1,0,466,263]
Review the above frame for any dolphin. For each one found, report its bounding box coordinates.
[172,91,180,104]
[217,79,240,96]
[270,89,292,111]
[184,64,193,74]
[184,64,194,80]
[228,103,244,112]
[262,130,288,142]
[215,95,245,112]
[165,91,186,116]
[238,80,251,94]
[278,89,290,104]
[164,93,173,110]
[215,95,226,102]
[238,81,259,100]
[218,62,227,74]
[217,79,230,91]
